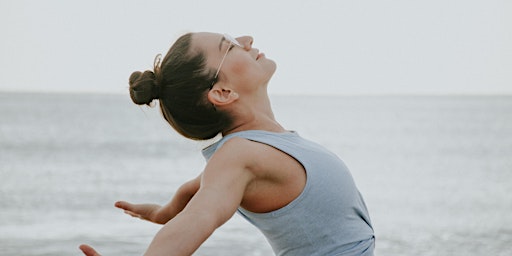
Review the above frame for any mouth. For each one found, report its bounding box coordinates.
[256,52,265,60]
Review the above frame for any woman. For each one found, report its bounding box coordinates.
[80,32,375,256]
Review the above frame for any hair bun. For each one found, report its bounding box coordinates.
[129,70,159,105]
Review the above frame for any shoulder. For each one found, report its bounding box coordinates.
[209,136,267,167]
[205,135,286,180]
[208,135,298,179]
[200,137,261,198]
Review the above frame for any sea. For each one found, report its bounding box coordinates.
[0,92,511,256]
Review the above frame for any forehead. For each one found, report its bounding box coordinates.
[191,32,223,54]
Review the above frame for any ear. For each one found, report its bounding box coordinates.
[207,86,239,106]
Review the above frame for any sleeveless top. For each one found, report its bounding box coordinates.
[202,130,374,256]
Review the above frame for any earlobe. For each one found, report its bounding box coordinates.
[207,87,239,106]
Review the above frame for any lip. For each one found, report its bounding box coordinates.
[256,52,265,60]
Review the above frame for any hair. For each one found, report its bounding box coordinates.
[128,33,233,140]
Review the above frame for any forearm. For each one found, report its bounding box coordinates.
[155,176,201,223]
[144,210,216,256]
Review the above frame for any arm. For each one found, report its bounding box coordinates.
[143,138,255,256]
[78,175,203,256]
[116,174,202,224]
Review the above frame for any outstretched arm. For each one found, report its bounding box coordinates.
[79,176,202,256]
[115,174,202,224]
[143,138,255,256]
[79,138,256,256]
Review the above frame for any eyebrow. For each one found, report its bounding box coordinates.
[218,36,226,51]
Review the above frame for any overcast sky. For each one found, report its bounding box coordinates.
[1,0,511,95]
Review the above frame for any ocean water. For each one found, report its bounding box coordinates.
[0,92,511,256]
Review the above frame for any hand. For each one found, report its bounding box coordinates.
[79,244,101,256]
[115,201,168,224]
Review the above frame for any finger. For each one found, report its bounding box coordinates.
[124,210,142,218]
[115,201,133,211]
[79,244,101,256]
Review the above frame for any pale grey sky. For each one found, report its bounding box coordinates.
[1,0,511,95]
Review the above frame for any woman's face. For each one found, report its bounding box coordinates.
[192,32,276,93]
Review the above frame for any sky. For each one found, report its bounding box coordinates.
[1,0,511,95]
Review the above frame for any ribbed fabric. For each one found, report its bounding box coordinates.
[202,130,374,256]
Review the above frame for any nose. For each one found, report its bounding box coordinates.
[236,36,253,50]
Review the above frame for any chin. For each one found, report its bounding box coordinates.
[267,60,277,76]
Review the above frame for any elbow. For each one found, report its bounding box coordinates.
[178,177,201,198]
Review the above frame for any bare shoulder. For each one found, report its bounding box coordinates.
[212,137,262,165]
[209,135,305,182]
[202,137,260,183]
[204,136,286,182]
[209,136,275,169]
[208,136,306,213]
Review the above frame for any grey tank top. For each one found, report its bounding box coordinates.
[202,130,374,256]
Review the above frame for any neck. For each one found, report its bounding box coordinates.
[222,90,285,135]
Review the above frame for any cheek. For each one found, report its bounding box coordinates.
[229,58,266,84]
[230,58,251,76]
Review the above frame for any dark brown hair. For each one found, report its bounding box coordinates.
[129,33,233,140]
